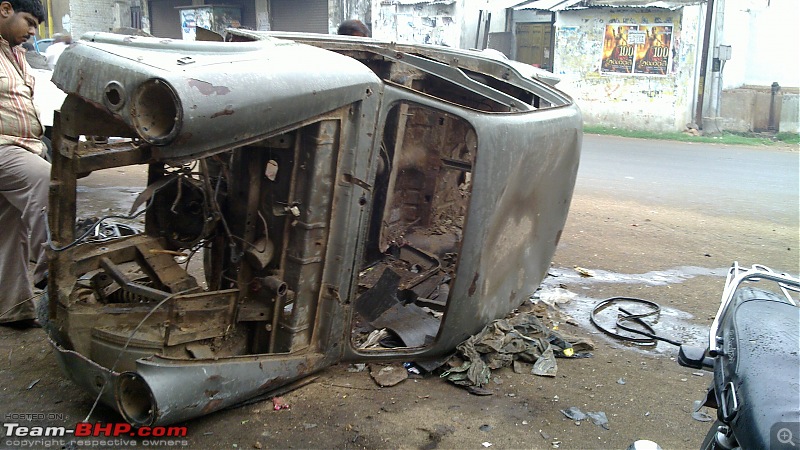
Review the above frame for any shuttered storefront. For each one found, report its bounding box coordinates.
[270,0,329,33]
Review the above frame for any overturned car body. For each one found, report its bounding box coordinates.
[44,30,582,426]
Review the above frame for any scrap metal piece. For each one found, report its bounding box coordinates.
[355,269,440,348]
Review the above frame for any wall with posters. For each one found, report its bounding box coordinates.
[370,0,484,49]
[552,7,703,132]
[372,1,460,47]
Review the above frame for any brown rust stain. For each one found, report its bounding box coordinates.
[468,272,479,296]
[201,399,224,414]
[205,389,219,398]
[188,79,231,96]
[210,106,235,119]
[554,229,563,246]
[258,377,282,391]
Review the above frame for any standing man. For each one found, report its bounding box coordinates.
[0,0,49,329]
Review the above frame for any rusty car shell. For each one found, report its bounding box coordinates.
[44,30,582,426]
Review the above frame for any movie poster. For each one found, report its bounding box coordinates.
[601,24,673,76]
[601,25,636,74]
[634,25,673,75]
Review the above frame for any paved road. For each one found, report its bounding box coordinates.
[578,135,799,226]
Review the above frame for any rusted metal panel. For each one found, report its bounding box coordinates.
[44,30,581,426]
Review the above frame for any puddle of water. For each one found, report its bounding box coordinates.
[543,266,728,287]
[535,266,728,354]
[554,293,708,354]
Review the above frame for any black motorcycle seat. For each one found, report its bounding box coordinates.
[720,288,800,449]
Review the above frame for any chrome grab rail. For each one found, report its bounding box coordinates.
[708,262,800,355]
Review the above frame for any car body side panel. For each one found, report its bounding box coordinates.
[343,85,581,359]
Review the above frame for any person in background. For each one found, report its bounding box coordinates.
[0,0,49,329]
[44,32,69,69]
[337,19,370,37]
[21,39,45,68]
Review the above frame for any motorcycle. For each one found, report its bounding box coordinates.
[677,263,799,449]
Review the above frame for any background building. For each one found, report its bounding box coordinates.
[37,0,799,133]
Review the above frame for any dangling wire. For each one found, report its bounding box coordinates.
[82,285,201,423]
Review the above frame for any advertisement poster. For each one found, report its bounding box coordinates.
[601,25,636,74]
[601,24,673,76]
[180,9,196,41]
[634,25,673,75]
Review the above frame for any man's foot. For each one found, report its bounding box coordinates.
[0,319,42,330]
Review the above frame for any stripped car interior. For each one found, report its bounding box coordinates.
[43,30,582,425]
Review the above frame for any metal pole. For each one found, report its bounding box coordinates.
[475,10,483,49]
[694,0,715,129]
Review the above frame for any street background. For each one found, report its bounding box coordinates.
[1,135,797,449]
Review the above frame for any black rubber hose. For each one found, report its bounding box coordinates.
[590,297,682,347]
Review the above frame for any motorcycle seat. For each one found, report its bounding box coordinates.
[720,287,800,449]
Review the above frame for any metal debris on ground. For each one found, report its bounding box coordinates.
[560,406,609,429]
[355,269,440,348]
[692,400,714,422]
[692,410,714,422]
[442,311,592,389]
[574,266,594,277]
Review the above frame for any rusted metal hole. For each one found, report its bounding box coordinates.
[103,81,126,111]
[117,372,156,426]
[131,78,181,145]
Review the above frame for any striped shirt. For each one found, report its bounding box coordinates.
[0,38,45,156]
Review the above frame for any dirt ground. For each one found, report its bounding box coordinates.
[1,151,798,449]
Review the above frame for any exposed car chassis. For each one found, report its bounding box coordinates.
[44,30,582,426]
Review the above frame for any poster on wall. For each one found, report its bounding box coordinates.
[634,25,673,75]
[601,25,636,74]
[601,24,673,76]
